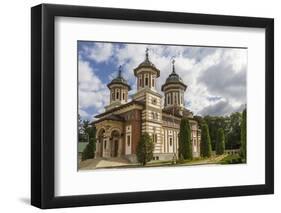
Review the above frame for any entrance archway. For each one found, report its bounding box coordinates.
[97,128,105,157]
[110,130,120,157]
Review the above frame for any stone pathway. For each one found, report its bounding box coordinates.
[79,157,132,170]
[79,154,228,170]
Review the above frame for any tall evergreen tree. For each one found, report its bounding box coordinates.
[81,126,97,161]
[178,118,193,160]
[82,137,96,161]
[200,123,212,158]
[240,108,247,160]
[216,128,225,155]
[136,133,154,166]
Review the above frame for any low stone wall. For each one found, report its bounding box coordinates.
[125,153,176,163]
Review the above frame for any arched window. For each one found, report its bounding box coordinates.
[122,92,125,100]
[116,91,119,99]
[167,94,170,104]
[152,133,157,143]
[145,74,149,86]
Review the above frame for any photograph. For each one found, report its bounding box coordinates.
[29,2,274,209]
[77,41,247,170]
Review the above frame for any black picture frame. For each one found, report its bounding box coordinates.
[31,3,274,209]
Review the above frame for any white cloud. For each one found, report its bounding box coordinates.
[83,43,114,63]
[79,42,247,118]
[111,44,246,116]
[79,108,90,120]
[78,60,109,119]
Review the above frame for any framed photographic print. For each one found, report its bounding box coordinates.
[31,3,274,209]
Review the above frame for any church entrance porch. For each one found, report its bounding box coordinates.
[110,130,121,157]
[95,121,124,158]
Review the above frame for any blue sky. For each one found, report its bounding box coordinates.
[78,41,247,121]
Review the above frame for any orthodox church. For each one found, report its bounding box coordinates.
[92,49,201,162]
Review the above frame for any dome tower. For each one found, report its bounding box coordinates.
[134,48,160,92]
[161,59,187,110]
[105,66,131,111]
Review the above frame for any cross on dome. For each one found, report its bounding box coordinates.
[118,65,122,77]
[145,47,149,60]
[171,57,176,73]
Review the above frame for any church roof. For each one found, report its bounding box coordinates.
[107,66,131,90]
[134,48,160,77]
[91,114,125,124]
[161,59,187,91]
[94,100,145,119]
[162,106,193,118]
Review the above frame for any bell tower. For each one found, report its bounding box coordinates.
[132,48,163,154]
[105,65,131,111]
[134,48,160,92]
[162,59,187,110]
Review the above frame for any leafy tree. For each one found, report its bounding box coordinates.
[78,114,85,141]
[81,121,97,161]
[84,122,96,140]
[178,118,193,160]
[204,112,242,150]
[193,115,206,129]
[82,137,96,161]
[216,128,225,155]
[200,123,212,158]
[240,109,247,160]
[204,116,220,151]
[226,112,242,149]
[79,118,97,142]
[136,133,154,166]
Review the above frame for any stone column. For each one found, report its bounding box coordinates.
[118,137,122,157]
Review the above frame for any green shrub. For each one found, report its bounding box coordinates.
[220,154,242,164]
[178,118,193,160]
[240,109,247,160]
[136,133,154,166]
[81,138,96,161]
[216,128,225,155]
[200,123,212,157]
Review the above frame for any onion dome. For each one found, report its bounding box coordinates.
[134,48,160,77]
[161,59,187,91]
[107,66,131,90]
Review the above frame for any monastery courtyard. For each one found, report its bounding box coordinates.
[79,155,227,170]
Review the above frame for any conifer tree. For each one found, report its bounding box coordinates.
[82,137,96,161]
[200,123,212,158]
[178,118,193,160]
[240,108,247,160]
[136,133,154,166]
[216,128,225,155]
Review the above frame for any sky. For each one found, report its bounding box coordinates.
[78,41,247,121]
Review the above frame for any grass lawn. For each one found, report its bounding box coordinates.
[79,154,245,170]
[219,154,244,164]
[94,154,228,170]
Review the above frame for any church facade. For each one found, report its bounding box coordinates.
[92,50,201,162]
